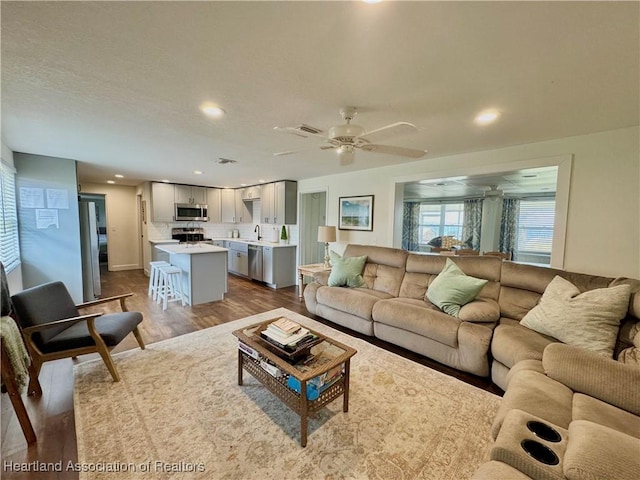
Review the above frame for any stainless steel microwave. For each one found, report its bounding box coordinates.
[175,203,208,222]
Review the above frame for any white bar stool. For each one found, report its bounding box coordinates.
[156,265,186,311]
[148,261,170,301]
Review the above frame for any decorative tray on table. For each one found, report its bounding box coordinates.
[255,319,324,362]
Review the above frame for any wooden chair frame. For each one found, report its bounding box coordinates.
[20,293,145,395]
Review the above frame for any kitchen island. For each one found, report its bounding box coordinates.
[155,244,228,305]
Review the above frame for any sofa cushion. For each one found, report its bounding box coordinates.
[572,393,640,439]
[372,298,461,348]
[316,286,392,321]
[491,322,557,369]
[328,251,366,287]
[520,276,631,357]
[344,244,408,296]
[426,258,488,317]
[564,420,639,480]
[458,298,500,323]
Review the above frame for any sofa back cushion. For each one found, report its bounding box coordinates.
[343,244,408,297]
[399,254,502,302]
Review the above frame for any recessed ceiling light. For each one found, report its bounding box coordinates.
[107,180,115,184]
[474,110,501,125]
[161,179,170,183]
[114,174,124,178]
[200,103,226,118]
[241,183,247,186]
[193,170,203,175]
[258,179,266,183]
[363,0,382,3]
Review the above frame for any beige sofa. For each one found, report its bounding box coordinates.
[473,343,640,480]
[304,244,640,384]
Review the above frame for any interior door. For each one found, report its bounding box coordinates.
[299,191,327,265]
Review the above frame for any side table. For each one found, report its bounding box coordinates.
[297,263,331,300]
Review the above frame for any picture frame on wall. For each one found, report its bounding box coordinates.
[338,195,374,231]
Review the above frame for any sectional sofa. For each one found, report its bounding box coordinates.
[303,244,640,387]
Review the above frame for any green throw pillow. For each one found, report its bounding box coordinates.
[426,258,488,317]
[328,251,367,288]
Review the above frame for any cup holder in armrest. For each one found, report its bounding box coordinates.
[521,439,559,466]
[526,421,562,443]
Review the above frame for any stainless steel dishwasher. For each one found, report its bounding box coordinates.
[248,244,263,281]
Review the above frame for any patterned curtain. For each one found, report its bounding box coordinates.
[462,199,483,250]
[499,198,520,257]
[402,202,421,251]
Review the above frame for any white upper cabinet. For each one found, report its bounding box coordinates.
[235,189,252,223]
[175,185,207,204]
[206,188,222,223]
[242,185,261,200]
[221,189,236,223]
[150,182,175,222]
[260,181,297,224]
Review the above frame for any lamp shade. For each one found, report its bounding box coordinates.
[318,226,336,243]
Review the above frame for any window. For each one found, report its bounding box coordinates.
[515,199,555,264]
[0,161,20,272]
[418,203,464,245]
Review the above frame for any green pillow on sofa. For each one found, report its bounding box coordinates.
[328,251,367,288]
[426,258,488,317]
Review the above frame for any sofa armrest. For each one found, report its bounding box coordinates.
[543,343,640,416]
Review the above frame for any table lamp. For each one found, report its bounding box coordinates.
[318,226,336,268]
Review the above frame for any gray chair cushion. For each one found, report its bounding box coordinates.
[39,312,143,353]
[11,281,79,344]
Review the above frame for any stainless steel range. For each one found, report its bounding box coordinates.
[171,227,209,243]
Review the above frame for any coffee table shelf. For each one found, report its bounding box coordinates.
[233,319,357,447]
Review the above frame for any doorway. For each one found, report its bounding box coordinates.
[299,191,327,265]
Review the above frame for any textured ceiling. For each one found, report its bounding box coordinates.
[1,1,638,188]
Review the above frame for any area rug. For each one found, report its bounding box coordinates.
[74,308,500,480]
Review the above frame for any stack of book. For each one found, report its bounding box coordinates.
[260,318,317,352]
[287,364,344,401]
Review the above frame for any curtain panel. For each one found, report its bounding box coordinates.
[402,202,420,251]
[499,198,520,256]
[462,198,483,250]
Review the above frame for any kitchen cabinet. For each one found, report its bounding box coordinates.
[260,181,297,224]
[262,245,296,288]
[227,241,249,276]
[242,185,261,200]
[175,185,207,205]
[206,188,222,223]
[150,182,175,222]
[221,189,236,223]
[235,189,252,223]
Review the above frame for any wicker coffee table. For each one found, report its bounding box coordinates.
[233,318,357,447]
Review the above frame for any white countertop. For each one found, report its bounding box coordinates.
[149,239,180,245]
[155,244,228,255]
[223,239,296,248]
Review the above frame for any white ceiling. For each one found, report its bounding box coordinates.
[2,1,638,188]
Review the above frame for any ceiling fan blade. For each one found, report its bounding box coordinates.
[358,122,418,142]
[274,144,337,156]
[360,144,427,158]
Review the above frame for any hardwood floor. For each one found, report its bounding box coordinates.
[1,269,502,479]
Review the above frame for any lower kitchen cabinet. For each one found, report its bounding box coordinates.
[262,245,296,288]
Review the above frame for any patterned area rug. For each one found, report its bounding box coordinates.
[74,308,500,480]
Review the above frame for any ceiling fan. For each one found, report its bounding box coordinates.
[273,106,427,165]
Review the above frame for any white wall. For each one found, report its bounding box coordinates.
[80,183,141,271]
[14,153,84,302]
[298,127,640,279]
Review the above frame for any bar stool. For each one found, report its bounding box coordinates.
[148,261,170,301]
[156,265,185,311]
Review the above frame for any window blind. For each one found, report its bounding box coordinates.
[0,161,20,272]
[515,199,555,254]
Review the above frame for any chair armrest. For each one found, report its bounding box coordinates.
[76,292,133,311]
[21,313,103,335]
[543,343,640,416]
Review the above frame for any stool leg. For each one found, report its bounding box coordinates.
[148,266,155,297]
[162,272,170,310]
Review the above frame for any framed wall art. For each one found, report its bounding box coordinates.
[338,195,374,231]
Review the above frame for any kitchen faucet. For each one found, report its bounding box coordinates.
[254,224,262,241]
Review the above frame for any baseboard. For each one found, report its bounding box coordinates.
[109,264,142,272]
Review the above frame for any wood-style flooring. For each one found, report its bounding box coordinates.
[1,268,502,479]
